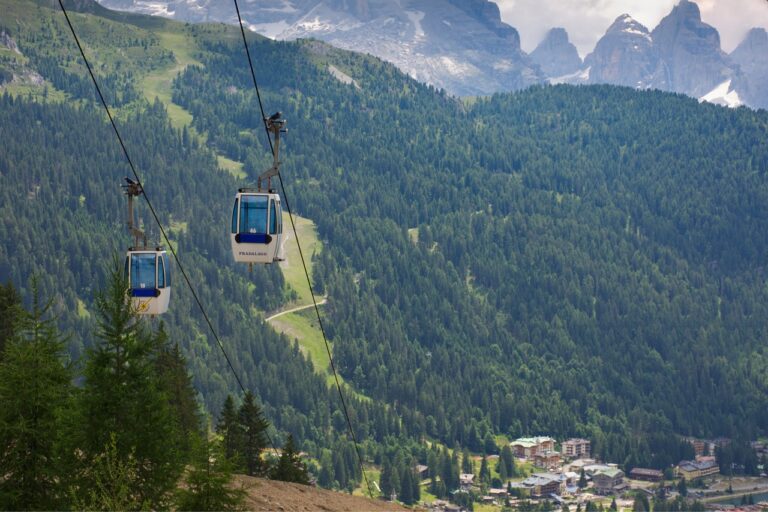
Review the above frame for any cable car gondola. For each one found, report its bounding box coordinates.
[231,113,287,268]
[123,178,171,315]
[231,189,283,265]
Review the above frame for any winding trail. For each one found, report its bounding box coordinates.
[265,297,327,322]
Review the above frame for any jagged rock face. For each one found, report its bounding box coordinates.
[530,28,581,78]
[731,28,768,109]
[651,0,739,97]
[95,0,544,96]
[584,15,665,89]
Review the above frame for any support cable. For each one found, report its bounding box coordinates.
[231,0,374,498]
[56,0,278,454]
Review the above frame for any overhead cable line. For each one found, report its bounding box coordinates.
[56,0,279,454]
[230,0,375,498]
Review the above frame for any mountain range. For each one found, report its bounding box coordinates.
[94,0,768,108]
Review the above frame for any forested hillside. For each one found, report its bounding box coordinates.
[1,0,768,485]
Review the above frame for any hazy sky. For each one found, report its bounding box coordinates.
[496,0,768,56]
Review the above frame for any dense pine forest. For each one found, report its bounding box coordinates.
[2,0,768,505]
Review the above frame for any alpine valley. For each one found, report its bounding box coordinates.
[1,0,768,509]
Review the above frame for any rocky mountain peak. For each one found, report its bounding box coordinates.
[730,28,768,109]
[607,14,651,39]
[651,0,735,96]
[733,27,768,53]
[583,14,661,88]
[530,28,581,78]
[447,0,520,45]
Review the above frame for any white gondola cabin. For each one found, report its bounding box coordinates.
[230,190,283,264]
[124,249,171,315]
[122,177,171,316]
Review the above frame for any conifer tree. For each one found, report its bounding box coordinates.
[499,456,509,483]
[76,263,182,507]
[501,445,516,477]
[0,280,21,359]
[399,465,414,505]
[217,394,242,462]
[462,447,473,473]
[480,455,491,485]
[238,391,270,477]
[380,458,393,499]
[0,281,73,509]
[333,449,348,489]
[411,465,421,503]
[318,450,334,488]
[175,436,245,511]
[390,465,401,501]
[271,434,310,485]
[155,328,201,460]
[578,468,588,488]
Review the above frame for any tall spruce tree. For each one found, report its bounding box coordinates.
[217,394,242,462]
[0,281,21,359]
[238,391,270,477]
[462,447,473,473]
[0,282,73,509]
[480,455,491,485]
[270,434,310,485]
[76,263,183,507]
[155,327,201,460]
[380,458,393,499]
[399,465,414,505]
[501,445,516,477]
[318,450,334,488]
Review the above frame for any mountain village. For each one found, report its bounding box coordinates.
[416,436,768,512]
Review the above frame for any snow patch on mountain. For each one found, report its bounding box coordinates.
[249,21,291,39]
[699,79,743,108]
[549,66,590,85]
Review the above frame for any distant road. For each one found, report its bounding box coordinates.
[265,298,327,322]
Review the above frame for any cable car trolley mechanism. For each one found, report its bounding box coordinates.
[122,178,171,316]
[231,113,286,269]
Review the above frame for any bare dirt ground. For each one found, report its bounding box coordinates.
[235,476,409,511]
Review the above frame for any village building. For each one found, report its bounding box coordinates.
[592,468,625,495]
[583,463,613,476]
[629,468,664,482]
[567,458,596,472]
[415,464,429,480]
[459,473,475,490]
[562,438,591,458]
[510,436,556,459]
[564,471,581,485]
[676,459,719,480]
[520,473,565,497]
[489,488,508,499]
[534,450,562,470]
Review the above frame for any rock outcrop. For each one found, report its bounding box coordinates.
[730,28,768,109]
[584,15,664,89]
[530,28,581,79]
[650,0,740,97]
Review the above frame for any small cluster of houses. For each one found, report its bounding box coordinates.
[426,435,734,511]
